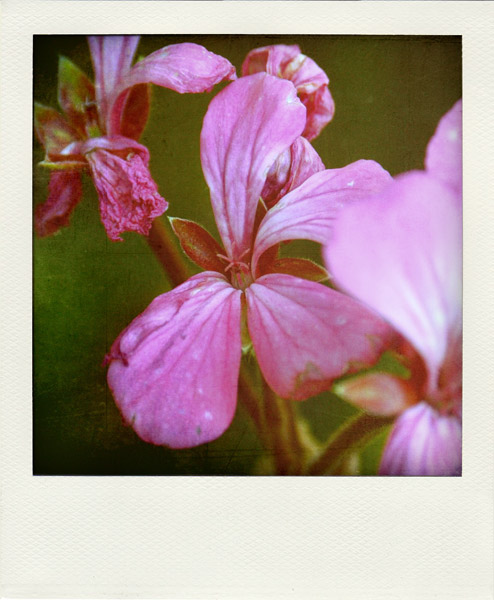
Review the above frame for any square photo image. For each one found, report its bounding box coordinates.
[33,34,462,476]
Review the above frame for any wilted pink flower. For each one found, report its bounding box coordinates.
[242,44,335,141]
[34,36,235,240]
[105,73,394,449]
[325,100,462,475]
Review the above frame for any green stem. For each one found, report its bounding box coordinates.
[261,379,306,475]
[307,412,393,476]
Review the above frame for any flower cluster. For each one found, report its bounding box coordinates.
[35,37,462,476]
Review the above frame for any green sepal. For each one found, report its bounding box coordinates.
[169,217,225,273]
[266,257,328,282]
[34,103,78,157]
[58,56,95,123]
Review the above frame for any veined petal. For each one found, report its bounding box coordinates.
[108,43,236,136]
[201,73,306,261]
[261,136,325,209]
[245,274,394,400]
[107,273,242,448]
[325,171,462,390]
[379,402,461,476]
[425,99,462,196]
[86,146,167,241]
[253,159,392,274]
[242,44,334,140]
[88,35,140,131]
[35,171,83,237]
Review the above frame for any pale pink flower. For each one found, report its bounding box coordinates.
[106,74,394,448]
[35,36,235,240]
[324,101,462,475]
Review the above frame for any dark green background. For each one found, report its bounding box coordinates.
[33,35,461,475]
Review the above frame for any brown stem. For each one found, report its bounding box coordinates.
[307,412,393,476]
[147,219,192,287]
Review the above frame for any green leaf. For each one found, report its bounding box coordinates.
[169,217,225,272]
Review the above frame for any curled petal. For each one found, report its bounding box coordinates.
[253,159,392,274]
[325,172,462,390]
[245,274,394,400]
[35,171,82,237]
[425,99,462,197]
[86,147,167,241]
[201,73,306,260]
[107,273,242,448]
[261,136,325,209]
[242,44,334,140]
[88,35,140,131]
[76,134,150,162]
[379,402,461,476]
[108,43,236,136]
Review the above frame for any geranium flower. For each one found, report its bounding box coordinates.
[34,35,235,240]
[324,101,462,475]
[105,73,394,449]
[242,44,335,141]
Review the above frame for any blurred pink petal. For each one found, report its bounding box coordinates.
[88,35,140,130]
[379,402,461,476]
[260,136,325,209]
[107,273,242,448]
[109,42,236,135]
[425,100,462,196]
[253,159,392,274]
[35,171,83,237]
[242,44,334,140]
[86,145,167,241]
[200,73,306,260]
[246,274,394,400]
[325,172,461,390]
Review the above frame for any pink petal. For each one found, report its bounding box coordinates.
[245,273,394,400]
[106,273,242,448]
[34,170,82,237]
[425,100,462,196]
[200,73,306,261]
[379,402,461,476]
[242,44,335,140]
[260,136,325,209]
[88,36,140,132]
[85,146,167,241]
[253,159,392,275]
[325,171,462,390]
[108,42,236,136]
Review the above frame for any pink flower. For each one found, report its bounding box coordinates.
[34,36,235,240]
[324,101,462,475]
[105,73,394,449]
[242,44,335,141]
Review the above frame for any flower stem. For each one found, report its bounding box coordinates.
[147,218,192,287]
[307,412,393,475]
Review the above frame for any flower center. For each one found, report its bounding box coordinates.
[217,249,254,290]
